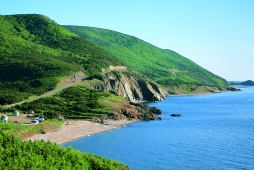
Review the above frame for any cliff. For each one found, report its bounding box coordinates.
[88,69,167,102]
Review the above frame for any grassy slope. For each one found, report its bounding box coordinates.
[14,85,129,120]
[0,14,123,104]
[64,26,228,87]
[0,117,62,139]
[0,132,129,169]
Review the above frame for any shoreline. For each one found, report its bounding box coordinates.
[169,91,223,97]
[27,119,137,145]
[24,89,232,145]
[170,87,241,97]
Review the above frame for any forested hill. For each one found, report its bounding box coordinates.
[64,26,228,87]
[0,14,123,104]
[0,14,228,105]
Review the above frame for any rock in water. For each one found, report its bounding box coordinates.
[170,114,182,117]
[226,86,241,91]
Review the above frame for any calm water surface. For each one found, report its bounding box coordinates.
[64,86,254,170]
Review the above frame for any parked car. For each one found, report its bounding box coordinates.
[37,117,45,122]
[31,120,39,124]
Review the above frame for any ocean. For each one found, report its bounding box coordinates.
[63,86,254,170]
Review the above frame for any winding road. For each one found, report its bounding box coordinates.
[4,66,127,108]
[4,73,87,108]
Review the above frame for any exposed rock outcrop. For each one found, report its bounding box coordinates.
[61,71,86,84]
[227,86,241,91]
[170,114,182,117]
[110,102,163,121]
[89,71,167,102]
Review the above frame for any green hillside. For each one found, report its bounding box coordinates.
[64,26,228,87]
[0,14,228,105]
[0,14,123,104]
[15,85,128,119]
[0,132,128,169]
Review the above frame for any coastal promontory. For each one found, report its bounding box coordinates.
[240,80,254,86]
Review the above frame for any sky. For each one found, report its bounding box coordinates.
[1,0,254,81]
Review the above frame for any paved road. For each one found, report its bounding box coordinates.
[4,66,127,108]
[4,76,87,108]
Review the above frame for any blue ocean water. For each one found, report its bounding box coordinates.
[63,86,254,170]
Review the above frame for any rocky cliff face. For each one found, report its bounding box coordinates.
[89,71,167,102]
[110,102,163,121]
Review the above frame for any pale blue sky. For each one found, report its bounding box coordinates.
[1,0,254,81]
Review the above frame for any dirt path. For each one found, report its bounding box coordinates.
[5,72,87,108]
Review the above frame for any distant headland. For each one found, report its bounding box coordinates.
[229,80,254,86]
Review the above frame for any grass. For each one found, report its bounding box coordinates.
[89,79,103,83]
[99,94,129,111]
[39,119,63,131]
[13,86,129,120]
[166,84,226,95]
[0,121,40,138]
[0,117,63,139]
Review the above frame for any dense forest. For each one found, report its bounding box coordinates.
[64,26,228,87]
[0,131,129,169]
[0,14,123,104]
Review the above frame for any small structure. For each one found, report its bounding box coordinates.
[1,115,8,122]
[13,111,20,116]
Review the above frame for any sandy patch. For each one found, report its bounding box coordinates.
[27,120,137,144]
